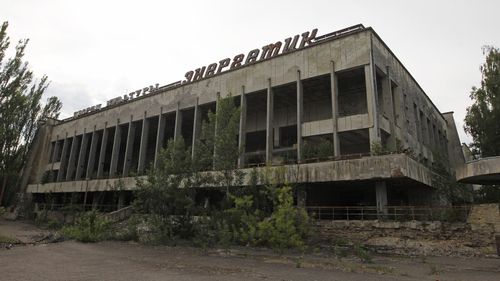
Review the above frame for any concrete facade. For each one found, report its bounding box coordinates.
[22,25,465,209]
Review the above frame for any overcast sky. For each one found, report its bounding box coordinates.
[2,0,499,144]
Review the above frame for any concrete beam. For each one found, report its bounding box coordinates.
[154,109,165,168]
[137,112,150,174]
[266,79,274,163]
[191,98,200,158]
[109,119,121,178]
[65,132,79,181]
[297,70,304,162]
[85,127,98,179]
[56,134,69,182]
[238,87,247,168]
[330,61,340,157]
[96,123,109,179]
[123,116,136,177]
[27,154,436,193]
[365,56,380,145]
[384,66,397,151]
[173,103,182,142]
[75,129,88,180]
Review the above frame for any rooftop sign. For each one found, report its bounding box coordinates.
[183,29,318,84]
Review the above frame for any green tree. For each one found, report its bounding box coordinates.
[134,137,197,241]
[464,46,500,158]
[193,94,243,195]
[0,21,61,206]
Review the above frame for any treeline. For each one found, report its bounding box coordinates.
[0,21,61,206]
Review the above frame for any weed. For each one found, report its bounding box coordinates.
[62,210,111,242]
[353,242,373,263]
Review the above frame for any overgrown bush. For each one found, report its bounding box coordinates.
[370,141,389,156]
[110,215,141,241]
[257,185,310,252]
[62,210,111,242]
[302,137,334,159]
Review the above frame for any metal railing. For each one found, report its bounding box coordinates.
[306,205,472,222]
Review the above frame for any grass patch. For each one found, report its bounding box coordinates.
[0,234,20,244]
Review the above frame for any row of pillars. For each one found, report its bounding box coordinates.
[50,58,390,182]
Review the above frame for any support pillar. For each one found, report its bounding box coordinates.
[213,93,221,168]
[191,98,201,158]
[138,112,150,174]
[173,103,182,142]
[96,123,109,179]
[238,87,247,168]
[154,109,165,168]
[56,134,69,182]
[266,79,274,164]
[375,181,388,216]
[50,137,60,166]
[384,65,397,151]
[123,116,136,177]
[365,55,380,146]
[330,61,340,157]
[65,132,79,181]
[75,129,88,180]
[296,70,304,162]
[109,119,121,178]
[85,127,98,179]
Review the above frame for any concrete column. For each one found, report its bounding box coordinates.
[174,103,182,142]
[56,134,69,182]
[330,61,340,157]
[138,112,150,174]
[85,127,98,179]
[109,119,122,178]
[154,109,165,168]
[75,129,88,180]
[123,116,136,177]
[238,87,247,168]
[50,137,60,165]
[384,66,397,151]
[96,123,109,179]
[375,181,388,216]
[266,79,274,164]
[365,58,380,145]
[65,132,79,181]
[296,70,304,162]
[212,93,221,169]
[191,98,201,158]
[50,136,60,175]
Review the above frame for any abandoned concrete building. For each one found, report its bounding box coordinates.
[21,24,467,215]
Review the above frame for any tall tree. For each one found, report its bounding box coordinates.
[464,46,500,157]
[193,94,242,195]
[0,21,61,206]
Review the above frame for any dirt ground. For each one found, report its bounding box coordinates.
[1,219,499,281]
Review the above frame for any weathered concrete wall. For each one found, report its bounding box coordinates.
[456,157,500,185]
[315,204,500,257]
[27,154,435,193]
[50,31,372,139]
[19,120,56,192]
[372,35,449,166]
